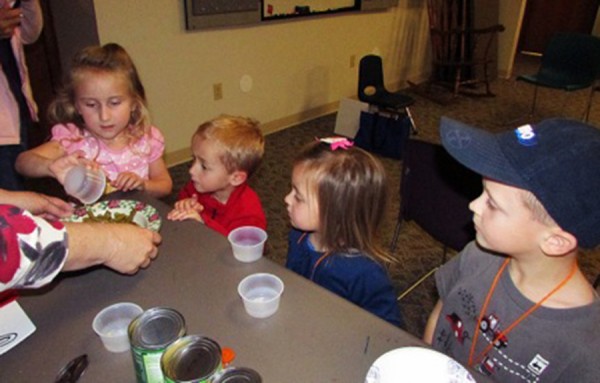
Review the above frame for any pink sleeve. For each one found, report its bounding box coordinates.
[147,126,166,163]
[50,123,83,152]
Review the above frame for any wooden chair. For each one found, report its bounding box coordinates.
[427,0,504,97]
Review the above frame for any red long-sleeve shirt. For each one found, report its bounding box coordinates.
[177,182,266,236]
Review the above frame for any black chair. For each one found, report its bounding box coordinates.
[390,139,482,299]
[358,54,417,131]
[517,33,600,122]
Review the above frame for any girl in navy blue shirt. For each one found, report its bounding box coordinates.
[284,138,403,327]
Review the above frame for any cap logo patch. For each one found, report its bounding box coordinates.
[444,129,472,149]
[515,124,538,146]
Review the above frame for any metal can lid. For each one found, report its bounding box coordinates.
[212,367,262,383]
[161,335,222,381]
[128,307,186,350]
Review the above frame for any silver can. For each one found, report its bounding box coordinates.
[128,307,186,383]
[212,367,262,383]
[161,335,222,383]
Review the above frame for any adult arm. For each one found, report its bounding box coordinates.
[19,0,42,43]
[0,189,73,219]
[63,222,161,274]
[0,207,161,292]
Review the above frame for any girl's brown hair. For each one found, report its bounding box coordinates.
[47,43,150,142]
[294,140,396,264]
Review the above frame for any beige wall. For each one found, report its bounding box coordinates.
[92,0,530,165]
[92,1,430,165]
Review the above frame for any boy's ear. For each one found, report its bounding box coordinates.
[541,228,578,257]
[229,170,248,187]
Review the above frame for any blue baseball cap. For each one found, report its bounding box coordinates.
[440,117,600,249]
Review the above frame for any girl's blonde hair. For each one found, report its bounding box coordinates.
[294,140,396,264]
[47,43,150,141]
[194,115,264,177]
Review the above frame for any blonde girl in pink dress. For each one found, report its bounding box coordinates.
[15,43,172,198]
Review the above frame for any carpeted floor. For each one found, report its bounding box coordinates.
[151,53,600,338]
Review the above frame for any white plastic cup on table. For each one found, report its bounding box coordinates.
[237,273,284,318]
[92,302,143,353]
[63,165,106,205]
[227,226,268,263]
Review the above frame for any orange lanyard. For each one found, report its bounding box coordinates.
[468,258,577,367]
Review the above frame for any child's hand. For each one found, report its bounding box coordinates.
[49,151,87,184]
[112,172,145,192]
[167,208,204,223]
[174,198,203,212]
[167,198,204,222]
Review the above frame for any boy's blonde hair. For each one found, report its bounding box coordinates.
[48,43,151,141]
[294,141,396,265]
[521,190,557,227]
[194,115,264,176]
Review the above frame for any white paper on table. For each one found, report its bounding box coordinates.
[0,300,36,355]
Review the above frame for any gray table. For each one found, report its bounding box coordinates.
[0,193,492,382]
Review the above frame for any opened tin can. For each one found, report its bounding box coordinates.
[128,307,186,383]
[212,367,262,383]
[161,335,222,383]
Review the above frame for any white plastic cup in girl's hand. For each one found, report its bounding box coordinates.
[64,165,106,205]
[227,226,268,263]
[238,273,284,318]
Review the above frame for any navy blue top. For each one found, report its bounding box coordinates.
[285,228,403,327]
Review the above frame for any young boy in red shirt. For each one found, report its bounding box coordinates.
[167,115,266,236]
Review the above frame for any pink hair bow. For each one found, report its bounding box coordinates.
[318,137,354,151]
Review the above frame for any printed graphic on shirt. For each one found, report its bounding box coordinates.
[527,354,549,376]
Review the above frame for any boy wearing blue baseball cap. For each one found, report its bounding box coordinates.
[424,117,600,382]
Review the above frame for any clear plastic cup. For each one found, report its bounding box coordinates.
[64,165,106,205]
[237,273,284,318]
[92,302,143,353]
[227,226,268,263]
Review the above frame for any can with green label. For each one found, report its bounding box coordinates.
[128,307,186,383]
[161,335,222,383]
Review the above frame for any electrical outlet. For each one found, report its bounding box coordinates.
[213,83,223,100]
[349,55,356,68]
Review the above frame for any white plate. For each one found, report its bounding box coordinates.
[365,347,475,383]
[65,199,162,232]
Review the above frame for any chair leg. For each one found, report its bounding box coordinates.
[584,85,596,122]
[405,107,417,135]
[530,85,539,117]
[390,218,403,251]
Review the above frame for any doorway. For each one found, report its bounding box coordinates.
[518,0,599,55]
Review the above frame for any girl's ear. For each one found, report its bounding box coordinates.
[230,170,248,187]
[542,228,578,257]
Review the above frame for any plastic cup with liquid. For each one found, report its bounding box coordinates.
[64,165,106,204]
[237,273,284,318]
[92,302,143,353]
[227,226,268,263]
